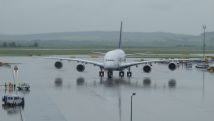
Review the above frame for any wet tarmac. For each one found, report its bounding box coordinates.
[0,56,214,121]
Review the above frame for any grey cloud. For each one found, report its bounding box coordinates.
[0,0,213,35]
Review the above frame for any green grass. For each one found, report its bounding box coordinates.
[0,48,214,58]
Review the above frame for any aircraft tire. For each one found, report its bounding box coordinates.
[127,72,132,77]
[99,71,104,77]
[119,71,124,78]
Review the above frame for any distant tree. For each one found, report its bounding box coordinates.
[12,41,16,47]
[3,42,8,47]
[9,41,16,47]
[33,42,39,47]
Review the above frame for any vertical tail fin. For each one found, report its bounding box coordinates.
[118,21,123,49]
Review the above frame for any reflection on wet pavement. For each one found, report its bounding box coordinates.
[0,56,214,121]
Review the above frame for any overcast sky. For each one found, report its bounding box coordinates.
[0,0,213,35]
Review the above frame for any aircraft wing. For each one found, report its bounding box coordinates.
[120,60,163,69]
[46,57,104,68]
[120,58,204,69]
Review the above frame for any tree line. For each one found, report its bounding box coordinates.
[0,41,39,48]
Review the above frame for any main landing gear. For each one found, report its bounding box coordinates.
[99,70,114,78]
[99,71,104,77]
[99,69,132,78]
[127,71,132,78]
[119,71,124,78]
[127,67,132,78]
[119,71,132,78]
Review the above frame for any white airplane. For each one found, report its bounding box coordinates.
[47,22,201,78]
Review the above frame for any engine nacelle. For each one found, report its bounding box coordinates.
[55,61,63,69]
[76,64,85,72]
[168,62,176,71]
[143,65,151,73]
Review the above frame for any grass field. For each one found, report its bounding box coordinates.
[0,48,214,58]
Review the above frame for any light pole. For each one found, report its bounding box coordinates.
[131,92,136,121]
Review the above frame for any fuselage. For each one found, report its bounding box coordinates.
[103,49,126,70]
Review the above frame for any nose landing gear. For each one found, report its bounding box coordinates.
[107,71,113,78]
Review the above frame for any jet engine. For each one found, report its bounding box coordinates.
[55,61,63,69]
[168,62,176,71]
[76,64,85,72]
[143,65,151,73]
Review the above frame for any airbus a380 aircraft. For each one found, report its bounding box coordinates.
[48,22,200,78]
